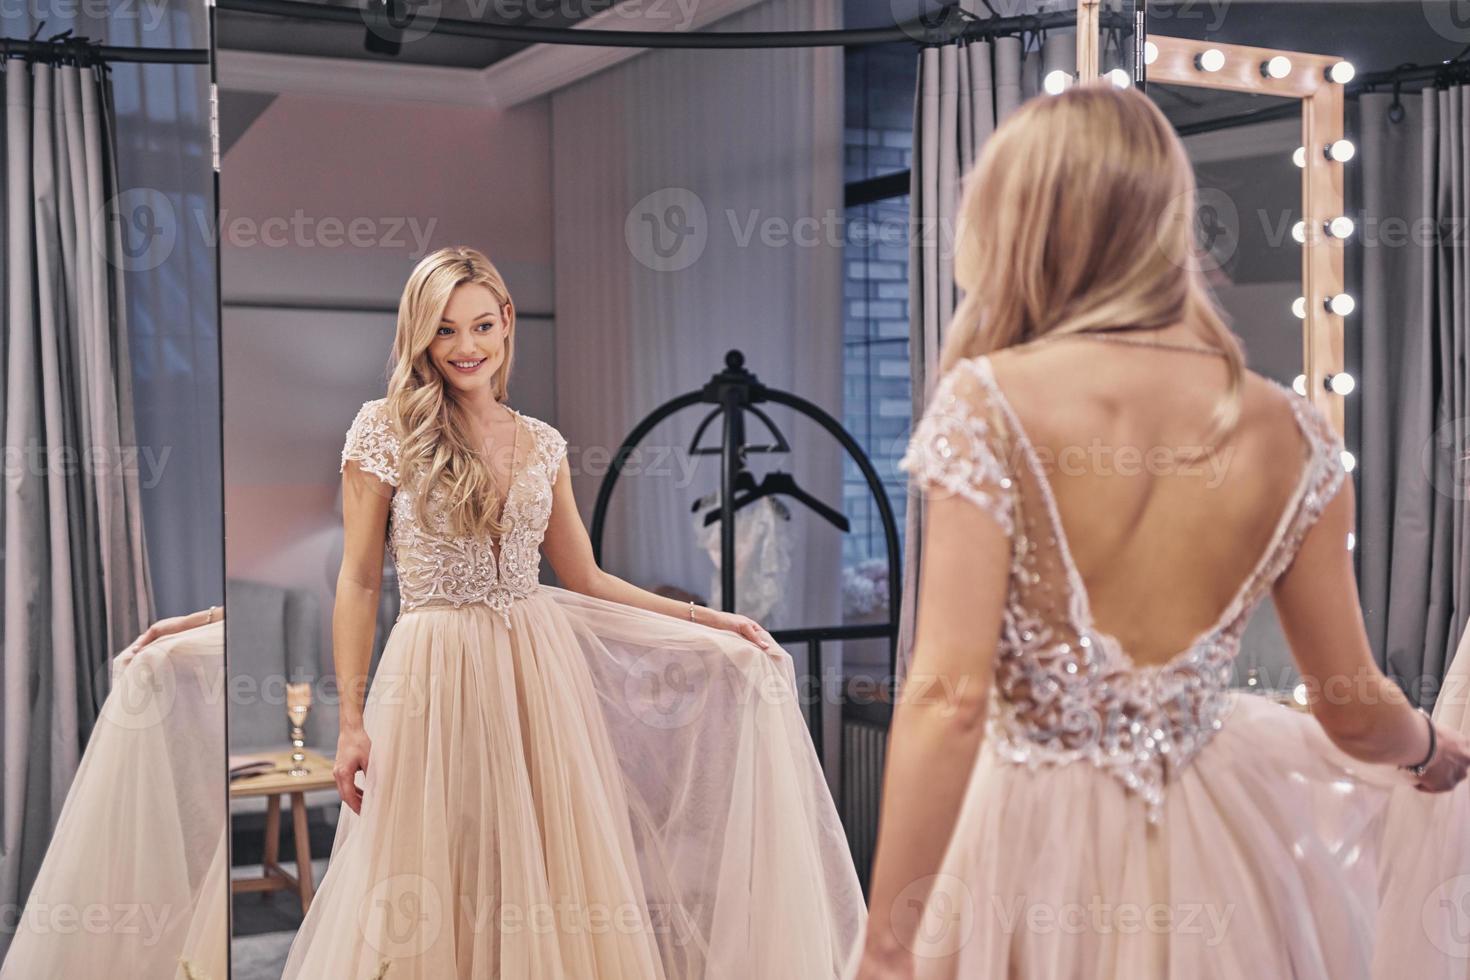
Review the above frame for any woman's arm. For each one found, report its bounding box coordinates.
[1274,476,1470,789]
[858,491,1009,973]
[331,460,392,813]
[539,457,773,651]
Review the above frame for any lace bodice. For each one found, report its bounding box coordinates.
[899,355,1347,823]
[339,398,567,629]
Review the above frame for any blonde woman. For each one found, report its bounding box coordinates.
[280,247,863,979]
[849,84,1470,979]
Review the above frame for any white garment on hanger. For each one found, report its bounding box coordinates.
[694,492,793,625]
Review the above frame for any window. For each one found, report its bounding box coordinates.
[841,44,917,605]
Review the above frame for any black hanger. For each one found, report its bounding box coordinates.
[690,463,758,513]
[703,469,850,532]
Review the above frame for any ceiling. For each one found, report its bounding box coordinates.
[216,0,617,68]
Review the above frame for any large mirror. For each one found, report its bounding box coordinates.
[1141,5,1468,707]
[0,3,228,979]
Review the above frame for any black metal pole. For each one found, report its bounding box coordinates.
[719,386,739,615]
[0,36,209,65]
[217,0,1121,50]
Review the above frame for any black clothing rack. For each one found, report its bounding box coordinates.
[588,350,902,761]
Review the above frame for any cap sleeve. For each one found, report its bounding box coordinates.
[340,398,401,488]
[1283,397,1349,550]
[898,358,1015,535]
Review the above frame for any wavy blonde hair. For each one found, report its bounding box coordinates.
[382,246,519,539]
[943,81,1245,445]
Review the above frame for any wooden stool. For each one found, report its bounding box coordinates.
[229,748,337,913]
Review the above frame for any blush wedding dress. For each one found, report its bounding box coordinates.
[840,353,1470,980]
[0,619,228,980]
[279,398,864,979]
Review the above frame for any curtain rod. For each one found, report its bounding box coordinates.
[1170,58,1470,137]
[0,34,208,65]
[218,0,1123,50]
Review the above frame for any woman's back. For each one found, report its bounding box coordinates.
[986,339,1319,667]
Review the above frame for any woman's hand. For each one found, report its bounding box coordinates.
[119,607,219,659]
[1414,722,1470,793]
[699,608,778,654]
[849,942,914,980]
[334,725,373,814]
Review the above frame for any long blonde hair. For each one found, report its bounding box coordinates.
[383,246,519,539]
[943,82,1245,444]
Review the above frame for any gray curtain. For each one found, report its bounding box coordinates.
[897,32,1064,686]
[1,58,154,960]
[1357,88,1470,707]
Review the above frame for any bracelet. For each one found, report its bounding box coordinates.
[1402,707,1437,776]
[687,600,696,622]
[204,605,217,625]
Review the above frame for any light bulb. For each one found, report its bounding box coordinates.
[1144,41,1159,66]
[1327,139,1356,162]
[1327,216,1356,239]
[1292,297,1307,319]
[1347,531,1356,551]
[1293,374,1307,396]
[1292,221,1306,244]
[1262,56,1292,79]
[1293,683,1308,706]
[1328,372,1356,395]
[1044,69,1072,95]
[1327,293,1356,316]
[1106,68,1131,89]
[1196,48,1225,73]
[1341,450,1357,472]
[1328,61,1356,84]
[1293,146,1307,168]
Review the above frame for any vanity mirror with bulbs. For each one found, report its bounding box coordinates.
[1074,2,1470,705]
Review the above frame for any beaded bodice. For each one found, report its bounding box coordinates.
[339,398,567,629]
[899,355,1346,823]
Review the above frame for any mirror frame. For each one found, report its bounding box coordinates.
[1077,9,1351,436]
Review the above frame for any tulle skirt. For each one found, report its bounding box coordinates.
[0,620,228,980]
[842,625,1470,980]
[281,585,865,980]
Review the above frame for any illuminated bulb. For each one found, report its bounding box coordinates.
[1293,683,1308,706]
[1044,69,1073,95]
[1195,48,1225,73]
[1106,68,1131,89]
[1347,531,1357,551]
[1293,146,1307,168]
[1328,61,1356,84]
[1327,216,1356,239]
[1144,41,1159,66]
[1327,293,1356,316]
[1328,372,1356,395]
[1293,374,1307,396]
[1341,450,1357,472]
[1262,56,1292,79]
[1292,296,1307,319]
[1327,139,1356,162]
[1293,221,1306,244]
